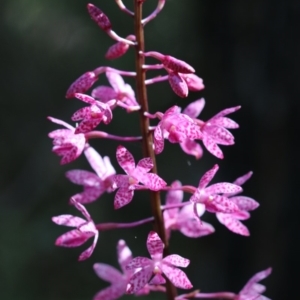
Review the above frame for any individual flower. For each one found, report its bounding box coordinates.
[154,106,203,155]
[91,71,139,111]
[190,164,242,217]
[48,117,86,164]
[235,268,272,300]
[93,240,133,300]
[216,171,259,236]
[163,181,215,239]
[126,231,193,294]
[112,145,166,209]
[72,93,116,133]
[66,146,116,204]
[52,198,99,261]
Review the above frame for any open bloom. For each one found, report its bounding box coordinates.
[190,164,242,217]
[112,145,166,209]
[126,231,192,294]
[163,181,215,239]
[48,117,86,164]
[235,268,272,300]
[52,199,98,261]
[93,240,133,300]
[154,106,202,155]
[215,171,259,236]
[91,71,139,111]
[66,147,116,204]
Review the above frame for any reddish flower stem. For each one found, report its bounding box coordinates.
[133,1,177,299]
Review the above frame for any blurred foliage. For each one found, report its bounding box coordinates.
[1,0,299,299]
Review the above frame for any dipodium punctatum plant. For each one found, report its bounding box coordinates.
[48,1,272,299]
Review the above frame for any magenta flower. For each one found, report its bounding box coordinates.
[52,198,99,261]
[66,147,116,204]
[72,93,115,133]
[66,71,98,99]
[48,117,86,165]
[164,181,215,239]
[154,106,203,155]
[93,240,133,300]
[91,71,139,111]
[235,268,272,300]
[190,164,242,216]
[125,231,193,294]
[112,145,166,209]
[216,171,259,236]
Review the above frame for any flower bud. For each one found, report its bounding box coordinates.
[163,55,195,74]
[66,72,98,99]
[181,73,205,91]
[105,35,135,60]
[87,3,112,31]
[168,72,188,98]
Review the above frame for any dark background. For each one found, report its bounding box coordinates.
[1,0,298,299]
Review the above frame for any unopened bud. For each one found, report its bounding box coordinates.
[168,72,188,98]
[163,55,195,74]
[87,3,112,31]
[66,72,98,99]
[105,35,135,60]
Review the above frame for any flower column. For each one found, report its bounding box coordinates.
[133,1,176,299]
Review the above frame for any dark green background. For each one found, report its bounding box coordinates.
[1,0,298,299]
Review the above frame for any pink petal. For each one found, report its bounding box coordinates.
[93,284,126,300]
[216,213,250,236]
[205,195,240,213]
[168,72,188,98]
[106,71,125,92]
[149,274,166,285]
[165,180,183,218]
[87,3,112,31]
[47,117,74,131]
[140,173,167,191]
[210,106,241,120]
[181,74,205,91]
[116,145,135,174]
[154,125,164,154]
[114,188,134,209]
[74,93,97,105]
[126,266,153,294]
[203,125,235,145]
[230,196,259,211]
[206,183,242,195]
[135,157,153,174]
[163,254,190,267]
[233,171,253,186]
[78,232,99,261]
[70,198,91,220]
[84,147,109,179]
[125,257,152,270]
[117,240,132,274]
[112,174,130,188]
[93,263,123,283]
[55,229,92,247]
[163,55,195,74]
[66,72,97,98]
[183,98,205,118]
[198,164,219,189]
[161,264,193,289]
[147,231,164,260]
[91,86,118,103]
[71,186,105,204]
[202,136,224,159]
[52,215,86,227]
[180,219,215,238]
[180,138,203,159]
[211,117,239,129]
[66,170,101,186]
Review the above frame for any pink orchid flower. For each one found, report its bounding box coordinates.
[216,171,259,236]
[125,231,193,294]
[112,145,166,209]
[48,117,86,165]
[190,164,242,217]
[154,106,203,155]
[72,93,116,134]
[235,268,272,300]
[52,198,99,261]
[66,147,116,204]
[164,181,215,239]
[91,71,140,111]
[93,240,133,300]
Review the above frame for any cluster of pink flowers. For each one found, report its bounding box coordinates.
[49,1,272,299]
